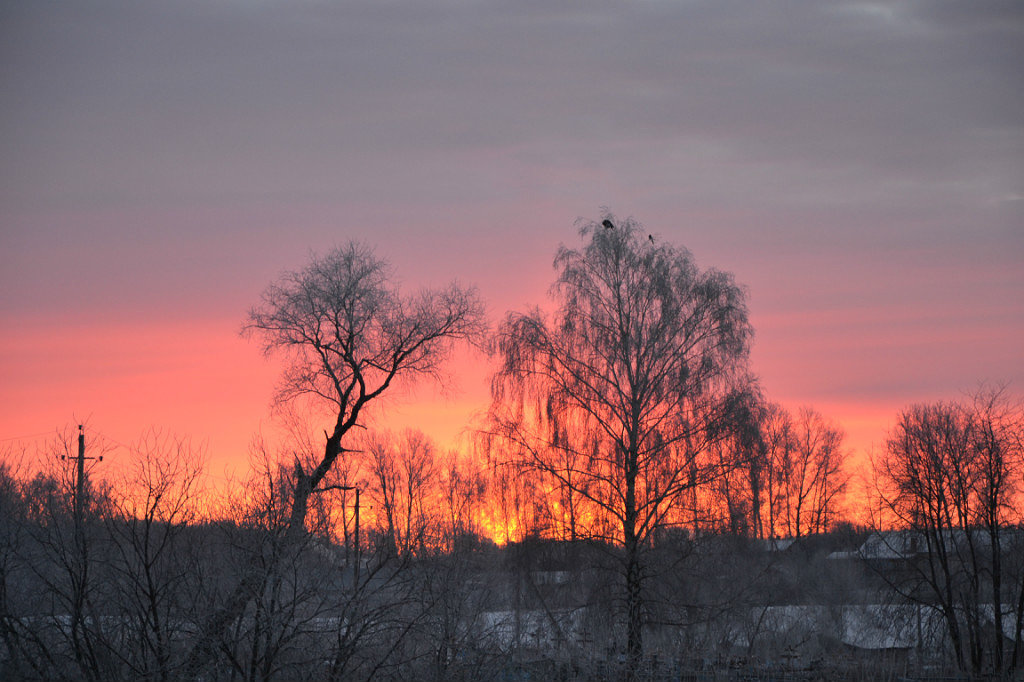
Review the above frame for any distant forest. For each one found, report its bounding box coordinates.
[2,217,1021,681]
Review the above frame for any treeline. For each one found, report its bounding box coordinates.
[0,426,862,682]
[1,432,501,682]
[0,389,1019,682]
[872,385,1024,675]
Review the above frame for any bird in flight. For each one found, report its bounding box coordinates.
[602,219,614,230]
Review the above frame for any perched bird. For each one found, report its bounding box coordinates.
[648,234,654,243]
[602,219,614,230]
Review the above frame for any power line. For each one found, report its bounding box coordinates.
[0,430,59,443]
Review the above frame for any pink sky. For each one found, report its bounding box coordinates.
[2,2,1022,486]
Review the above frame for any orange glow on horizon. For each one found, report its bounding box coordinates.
[0,311,1001,543]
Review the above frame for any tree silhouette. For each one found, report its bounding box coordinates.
[184,242,485,677]
[874,387,1024,674]
[488,213,753,673]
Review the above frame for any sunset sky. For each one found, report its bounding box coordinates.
[2,1,1022,484]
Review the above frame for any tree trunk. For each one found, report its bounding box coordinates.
[183,431,341,679]
[992,528,1004,672]
[623,454,642,680]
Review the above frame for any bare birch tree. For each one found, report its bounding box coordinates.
[488,213,753,673]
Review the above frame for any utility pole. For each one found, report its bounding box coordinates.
[59,424,103,668]
[75,425,85,524]
[63,425,103,527]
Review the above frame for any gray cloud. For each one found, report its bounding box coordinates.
[2,1,1020,209]
[0,0,1020,409]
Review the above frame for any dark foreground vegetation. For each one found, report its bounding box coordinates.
[3,470,1024,682]
[3,215,1021,680]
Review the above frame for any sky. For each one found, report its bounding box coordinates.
[1,0,1022,484]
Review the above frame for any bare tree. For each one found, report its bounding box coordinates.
[760,403,791,539]
[705,389,768,537]
[245,242,484,535]
[364,429,440,557]
[23,428,116,682]
[184,242,485,677]
[874,388,1024,675]
[0,450,49,680]
[731,392,769,539]
[485,447,544,545]
[212,457,341,682]
[730,404,849,540]
[438,448,487,551]
[784,407,848,537]
[878,401,979,670]
[488,213,753,672]
[104,430,206,682]
[970,386,1024,671]
[366,431,402,556]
